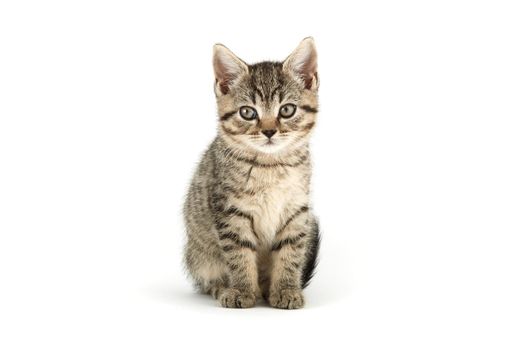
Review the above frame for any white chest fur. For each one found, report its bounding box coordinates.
[244,166,309,245]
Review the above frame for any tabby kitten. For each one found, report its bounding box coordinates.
[184,38,320,309]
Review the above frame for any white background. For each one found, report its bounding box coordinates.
[1,0,524,349]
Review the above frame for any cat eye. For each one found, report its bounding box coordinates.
[279,104,297,118]
[239,106,258,121]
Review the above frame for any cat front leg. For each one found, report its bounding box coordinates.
[268,206,312,309]
[215,206,259,308]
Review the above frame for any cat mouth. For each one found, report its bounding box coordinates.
[263,140,282,148]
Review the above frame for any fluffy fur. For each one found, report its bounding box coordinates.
[184,38,320,309]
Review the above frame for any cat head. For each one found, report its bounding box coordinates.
[213,38,318,155]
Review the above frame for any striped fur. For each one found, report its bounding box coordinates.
[184,38,320,309]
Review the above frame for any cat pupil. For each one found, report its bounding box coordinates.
[280,104,295,117]
[241,107,253,119]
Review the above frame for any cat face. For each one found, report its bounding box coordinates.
[213,38,319,155]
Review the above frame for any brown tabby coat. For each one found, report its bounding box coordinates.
[184,38,320,309]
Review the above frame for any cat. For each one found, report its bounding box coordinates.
[183,38,320,309]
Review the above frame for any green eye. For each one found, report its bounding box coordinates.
[279,104,296,118]
[239,106,257,120]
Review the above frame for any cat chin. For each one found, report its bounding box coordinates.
[249,141,291,155]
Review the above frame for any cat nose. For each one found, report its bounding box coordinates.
[261,129,277,139]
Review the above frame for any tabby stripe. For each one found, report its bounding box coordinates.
[250,217,259,240]
[221,125,243,135]
[222,242,256,252]
[223,206,259,240]
[288,153,309,167]
[234,153,308,168]
[303,121,316,131]
[218,231,240,241]
[276,206,309,237]
[217,145,308,168]
[284,266,296,274]
[249,90,257,104]
[270,86,281,101]
[255,87,264,101]
[220,110,237,121]
[224,206,252,221]
[215,221,229,230]
[227,261,240,271]
[272,232,307,251]
[218,231,256,250]
[301,105,318,113]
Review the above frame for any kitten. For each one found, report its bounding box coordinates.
[183,38,320,309]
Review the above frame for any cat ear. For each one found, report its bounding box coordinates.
[213,44,249,95]
[283,37,318,90]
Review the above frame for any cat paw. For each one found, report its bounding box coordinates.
[268,288,304,309]
[218,288,257,308]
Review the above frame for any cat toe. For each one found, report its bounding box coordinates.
[268,288,304,309]
[218,288,257,308]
